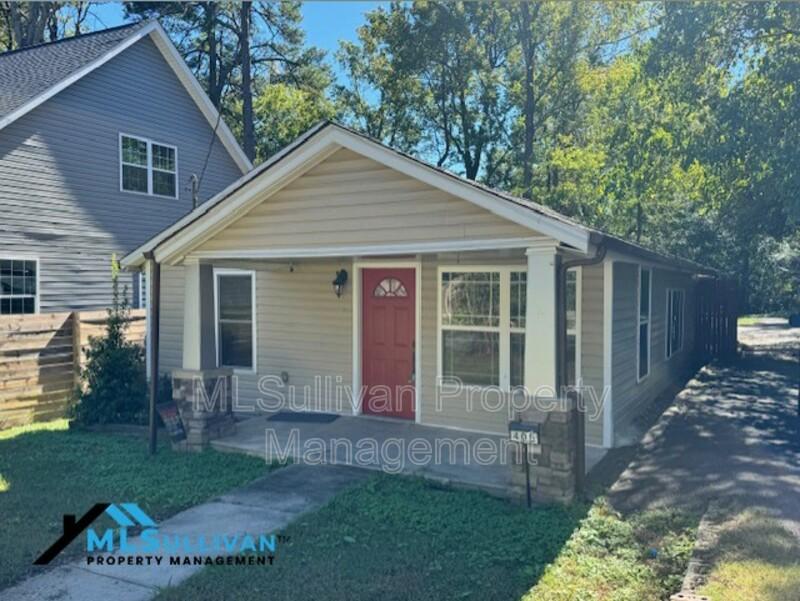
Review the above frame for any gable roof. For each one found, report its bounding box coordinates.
[0,20,251,173]
[122,121,716,276]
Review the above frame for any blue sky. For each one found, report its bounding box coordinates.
[86,1,384,79]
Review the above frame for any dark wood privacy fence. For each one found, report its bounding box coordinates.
[0,309,145,429]
[695,277,738,362]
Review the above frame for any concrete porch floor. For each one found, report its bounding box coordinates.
[211,413,607,497]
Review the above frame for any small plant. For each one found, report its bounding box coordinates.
[71,258,147,425]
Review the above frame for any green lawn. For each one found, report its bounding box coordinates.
[0,420,272,589]
[700,510,800,601]
[154,476,696,601]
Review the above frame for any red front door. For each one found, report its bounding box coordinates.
[362,268,415,419]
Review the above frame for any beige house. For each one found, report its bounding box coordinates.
[123,122,713,451]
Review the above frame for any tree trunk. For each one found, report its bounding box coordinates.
[518,2,538,199]
[206,2,219,107]
[240,1,255,162]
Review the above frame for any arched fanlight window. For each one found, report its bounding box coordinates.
[373,277,408,298]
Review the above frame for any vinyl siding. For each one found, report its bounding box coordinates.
[197,148,538,253]
[611,262,697,444]
[0,36,243,312]
[580,263,605,446]
[159,259,354,414]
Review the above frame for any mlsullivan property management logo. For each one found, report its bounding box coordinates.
[35,503,281,567]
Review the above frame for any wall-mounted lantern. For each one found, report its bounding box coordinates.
[332,269,348,298]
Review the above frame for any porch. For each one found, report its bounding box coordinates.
[210,412,608,497]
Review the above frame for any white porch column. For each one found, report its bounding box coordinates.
[524,242,559,394]
[182,259,215,370]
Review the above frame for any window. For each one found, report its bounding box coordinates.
[439,268,535,389]
[120,134,177,198]
[637,267,651,381]
[0,258,38,314]
[509,272,526,387]
[441,271,501,386]
[666,288,684,358]
[374,278,407,297]
[215,271,255,371]
[565,268,580,386]
[135,271,147,310]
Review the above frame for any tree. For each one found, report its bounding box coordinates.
[71,260,147,426]
[125,1,331,163]
[0,2,93,50]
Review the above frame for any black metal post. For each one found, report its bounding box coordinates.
[145,253,160,456]
[524,442,531,509]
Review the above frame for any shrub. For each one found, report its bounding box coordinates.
[70,261,147,425]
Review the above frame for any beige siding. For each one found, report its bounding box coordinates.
[580,263,605,446]
[159,260,353,413]
[611,262,697,444]
[197,148,537,253]
[158,264,185,373]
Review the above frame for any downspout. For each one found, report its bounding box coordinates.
[556,239,607,494]
[144,251,161,455]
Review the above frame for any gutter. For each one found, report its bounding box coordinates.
[556,242,607,494]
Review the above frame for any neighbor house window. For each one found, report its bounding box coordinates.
[441,271,501,387]
[120,134,177,198]
[215,270,255,371]
[637,267,651,381]
[666,288,684,358]
[136,271,147,310]
[0,258,38,314]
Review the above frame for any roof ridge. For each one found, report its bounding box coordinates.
[0,20,150,60]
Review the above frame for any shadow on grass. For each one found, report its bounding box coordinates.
[700,510,800,601]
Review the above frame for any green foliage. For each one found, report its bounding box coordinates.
[0,423,270,588]
[70,261,147,426]
[253,82,336,161]
[527,500,697,601]
[337,1,799,313]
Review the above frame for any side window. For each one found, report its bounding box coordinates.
[120,134,178,198]
[215,271,255,371]
[637,267,651,381]
[0,258,38,314]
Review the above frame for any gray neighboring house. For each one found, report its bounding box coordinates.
[0,20,250,314]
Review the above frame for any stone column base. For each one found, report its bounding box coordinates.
[508,395,581,504]
[172,368,236,452]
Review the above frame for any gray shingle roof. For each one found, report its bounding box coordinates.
[0,21,149,120]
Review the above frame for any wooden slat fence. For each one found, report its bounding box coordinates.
[0,309,145,429]
[695,278,739,363]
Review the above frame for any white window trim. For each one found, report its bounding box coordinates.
[0,255,40,314]
[213,268,257,374]
[436,265,526,392]
[636,265,652,383]
[567,266,582,385]
[119,132,179,199]
[665,287,685,359]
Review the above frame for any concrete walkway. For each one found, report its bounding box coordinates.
[607,319,800,540]
[212,412,608,497]
[3,464,368,601]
